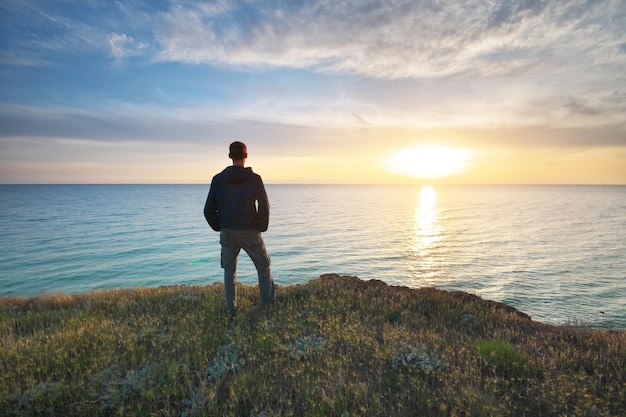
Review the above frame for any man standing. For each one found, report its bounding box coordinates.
[204,141,275,316]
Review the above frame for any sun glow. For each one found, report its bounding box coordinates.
[383,145,474,179]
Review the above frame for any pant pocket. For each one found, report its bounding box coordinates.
[220,230,231,246]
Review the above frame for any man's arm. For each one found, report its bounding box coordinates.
[204,182,221,231]
[256,178,270,232]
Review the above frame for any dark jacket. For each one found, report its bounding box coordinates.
[203,166,270,232]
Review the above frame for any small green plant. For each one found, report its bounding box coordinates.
[478,339,528,378]
[386,311,402,324]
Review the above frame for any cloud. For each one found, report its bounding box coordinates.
[1,2,109,64]
[155,5,226,64]
[2,101,624,154]
[145,0,626,129]
[0,52,51,67]
[1,1,625,133]
[4,1,624,78]
[152,0,625,78]
[0,103,323,153]
[108,33,148,64]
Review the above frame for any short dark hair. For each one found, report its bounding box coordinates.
[229,141,247,159]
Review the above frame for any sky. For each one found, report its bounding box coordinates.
[1,0,625,184]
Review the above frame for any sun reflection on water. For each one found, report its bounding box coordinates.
[414,186,442,249]
[412,185,444,281]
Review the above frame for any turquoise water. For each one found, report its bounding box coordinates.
[1,184,624,328]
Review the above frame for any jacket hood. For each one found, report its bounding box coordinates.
[223,166,254,184]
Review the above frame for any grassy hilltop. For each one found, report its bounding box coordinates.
[1,274,624,417]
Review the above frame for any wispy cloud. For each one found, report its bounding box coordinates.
[138,0,626,129]
[151,0,625,79]
[108,33,148,64]
[4,1,624,78]
[1,1,106,57]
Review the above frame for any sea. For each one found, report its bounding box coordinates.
[0,184,624,329]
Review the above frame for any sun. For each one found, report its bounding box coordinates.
[382,145,474,179]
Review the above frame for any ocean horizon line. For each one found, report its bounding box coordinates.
[2,183,625,186]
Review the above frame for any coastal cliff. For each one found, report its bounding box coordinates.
[2,274,624,416]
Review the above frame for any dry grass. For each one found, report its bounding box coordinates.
[1,274,624,416]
